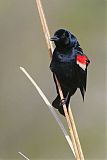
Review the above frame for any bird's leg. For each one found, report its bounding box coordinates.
[59,92,70,106]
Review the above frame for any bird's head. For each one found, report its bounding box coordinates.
[50,29,77,49]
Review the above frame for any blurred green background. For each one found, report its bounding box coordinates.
[0,0,106,159]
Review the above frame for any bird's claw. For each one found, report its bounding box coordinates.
[59,98,67,106]
[59,92,70,106]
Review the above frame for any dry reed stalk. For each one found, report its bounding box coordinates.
[35,0,85,159]
[20,67,75,156]
[18,152,30,160]
[68,106,84,159]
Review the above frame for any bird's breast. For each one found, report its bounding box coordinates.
[53,61,76,79]
[56,49,77,63]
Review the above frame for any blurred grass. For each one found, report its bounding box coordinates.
[0,0,106,159]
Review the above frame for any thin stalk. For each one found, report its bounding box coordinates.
[68,107,84,159]
[20,67,75,156]
[18,152,30,160]
[35,0,84,159]
[35,0,79,158]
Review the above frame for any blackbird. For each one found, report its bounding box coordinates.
[50,29,90,116]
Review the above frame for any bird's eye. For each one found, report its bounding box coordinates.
[61,32,66,39]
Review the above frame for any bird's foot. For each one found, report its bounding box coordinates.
[52,92,70,116]
[59,92,69,107]
[59,98,67,106]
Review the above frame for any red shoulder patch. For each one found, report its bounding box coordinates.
[77,54,87,64]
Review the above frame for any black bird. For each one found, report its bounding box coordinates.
[50,29,90,116]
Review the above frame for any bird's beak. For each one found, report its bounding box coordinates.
[50,36,59,41]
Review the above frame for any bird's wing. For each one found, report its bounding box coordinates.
[79,68,87,100]
[76,53,90,100]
